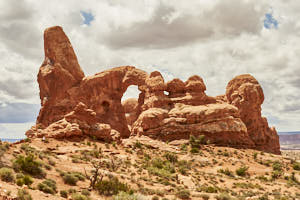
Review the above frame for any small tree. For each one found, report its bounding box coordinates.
[84,161,104,189]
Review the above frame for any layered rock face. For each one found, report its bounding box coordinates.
[226,74,280,154]
[27,26,280,154]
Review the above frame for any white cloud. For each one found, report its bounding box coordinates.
[0,123,34,139]
[0,0,299,133]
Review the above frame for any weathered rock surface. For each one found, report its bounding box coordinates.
[226,74,280,154]
[26,26,280,154]
[122,98,139,127]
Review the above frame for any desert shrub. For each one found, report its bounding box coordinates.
[81,189,91,196]
[176,189,190,199]
[152,196,159,200]
[20,144,36,154]
[271,170,283,179]
[113,191,139,200]
[272,161,283,171]
[147,158,175,178]
[48,158,56,166]
[13,154,45,178]
[72,193,91,200]
[16,174,33,186]
[218,168,234,177]
[292,162,300,171]
[17,178,25,186]
[190,147,199,154]
[200,194,210,200]
[271,161,283,179]
[134,141,143,149]
[197,185,218,193]
[95,177,130,196]
[60,171,85,185]
[253,152,258,159]
[68,188,77,194]
[164,152,178,163]
[37,179,57,194]
[215,193,233,200]
[0,167,15,182]
[0,142,10,167]
[236,166,249,176]
[198,135,206,144]
[60,190,68,198]
[177,160,191,175]
[63,173,78,185]
[17,189,32,200]
[189,135,200,148]
[189,135,206,148]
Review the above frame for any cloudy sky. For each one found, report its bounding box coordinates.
[0,0,299,138]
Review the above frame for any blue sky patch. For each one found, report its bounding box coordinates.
[81,11,94,25]
[264,13,278,29]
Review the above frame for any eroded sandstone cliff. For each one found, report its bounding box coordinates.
[26,26,280,154]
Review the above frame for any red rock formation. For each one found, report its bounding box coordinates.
[28,26,147,139]
[27,26,280,154]
[122,98,139,127]
[131,74,254,148]
[226,74,280,154]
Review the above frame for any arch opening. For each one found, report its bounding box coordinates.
[121,85,140,103]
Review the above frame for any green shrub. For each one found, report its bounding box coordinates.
[23,175,33,186]
[13,154,45,178]
[190,147,199,154]
[60,171,85,185]
[17,189,32,200]
[134,141,143,149]
[177,160,191,175]
[60,190,68,198]
[293,162,300,171]
[37,179,57,194]
[95,177,130,196]
[200,194,210,200]
[147,158,175,178]
[215,193,232,200]
[236,166,249,176]
[113,191,139,200]
[271,170,282,179]
[253,152,258,159]
[197,185,218,193]
[17,174,33,186]
[152,196,159,200]
[72,193,91,200]
[198,135,206,144]
[272,161,282,171]
[189,135,200,148]
[163,152,178,163]
[218,168,234,177]
[17,178,25,186]
[63,173,78,185]
[0,167,15,182]
[81,189,91,196]
[176,189,190,199]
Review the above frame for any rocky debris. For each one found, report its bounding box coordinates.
[27,26,280,154]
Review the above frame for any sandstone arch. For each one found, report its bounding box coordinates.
[27,26,280,154]
[35,26,148,138]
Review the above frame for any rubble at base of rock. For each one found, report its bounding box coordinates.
[26,26,280,154]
